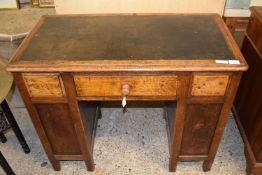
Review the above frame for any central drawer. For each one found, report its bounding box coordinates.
[74,75,177,100]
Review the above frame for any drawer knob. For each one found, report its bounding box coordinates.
[122,84,130,96]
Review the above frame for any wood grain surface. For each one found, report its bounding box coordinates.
[7,14,248,172]
[233,8,262,174]
[191,75,229,96]
[23,73,65,97]
[74,75,177,99]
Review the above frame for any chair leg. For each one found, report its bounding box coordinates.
[0,151,15,175]
[0,100,30,154]
[0,132,7,143]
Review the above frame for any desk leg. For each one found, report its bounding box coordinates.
[168,74,191,172]
[61,73,95,171]
[202,73,242,171]
[13,73,61,171]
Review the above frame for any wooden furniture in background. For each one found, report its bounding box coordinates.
[223,0,262,48]
[224,17,249,34]
[6,14,247,172]
[224,17,249,47]
[233,6,262,175]
[31,0,54,7]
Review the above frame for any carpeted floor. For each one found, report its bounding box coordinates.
[0,4,246,175]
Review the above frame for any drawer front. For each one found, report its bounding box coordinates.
[191,75,229,96]
[74,75,177,99]
[23,73,65,97]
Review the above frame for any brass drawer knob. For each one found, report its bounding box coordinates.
[122,84,130,96]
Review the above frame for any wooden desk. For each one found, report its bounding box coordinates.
[6,14,248,172]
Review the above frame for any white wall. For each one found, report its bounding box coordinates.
[55,0,226,16]
[251,0,262,6]
[0,0,18,8]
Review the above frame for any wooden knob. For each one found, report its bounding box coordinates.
[122,84,130,96]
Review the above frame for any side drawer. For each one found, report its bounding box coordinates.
[191,74,229,96]
[74,75,177,99]
[23,73,65,97]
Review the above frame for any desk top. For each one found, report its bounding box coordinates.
[7,14,247,72]
[21,15,234,61]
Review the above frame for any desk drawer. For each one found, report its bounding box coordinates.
[191,75,229,96]
[74,75,177,99]
[23,73,65,98]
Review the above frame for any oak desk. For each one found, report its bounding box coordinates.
[6,14,248,172]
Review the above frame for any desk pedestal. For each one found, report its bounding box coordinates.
[13,72,241,172]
